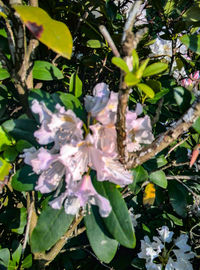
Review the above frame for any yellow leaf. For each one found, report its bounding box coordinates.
[13,5,73,59]
[0,157,11,181]
[143,183,156,206]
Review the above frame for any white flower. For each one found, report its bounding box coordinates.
[157,226,174,243]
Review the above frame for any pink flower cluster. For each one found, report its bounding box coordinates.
[181,71,200,89]
[23,83,154,217]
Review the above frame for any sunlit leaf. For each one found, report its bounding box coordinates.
[149,170,168,189]
[0,157,11,181]
[136,59,149,79]
[125,72,140,86]
[137,83,155,98]
[33,61,64,81]
[143,62,168,77]
[13,5,72,59]
[132,49,139,72]
[143,183,156,206]
[112,57,129,73]
[87,39,105,48]
[69,72,83,98]
[180,34,200,55]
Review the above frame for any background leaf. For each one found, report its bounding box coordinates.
[149,170,168,189]
[33,61,64,81]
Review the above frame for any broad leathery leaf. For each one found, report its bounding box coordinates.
[84,206,118,263]
[137,83,155,98]
[125,72,140,86]
[12,165,37,191]
[93,179,136,248]
[11,207,27,234]
[0,125,15,151]
[164,0,175,16]
[33,61,64,81]
[132,49,139,72]
[136,58,149,79]
[180,34,200,55]
[12,243,22,264]
[69,72,83,98]
[168,181,188,217]
[3,147,18,162]
[193,117,200,134]
[129,166,148,194]
[0,157,11,181]
[21,254,32,269]
[112,57,129,73]
[0,248,10,268]
[13,5,72,59]
[143,183,156,206]
[143,62,168,77]
[182,3,200,22]
[149,170,168,189]
[30,206,74,252]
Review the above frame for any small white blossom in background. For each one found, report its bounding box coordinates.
[138,226,195,270]
[129,207,141,227]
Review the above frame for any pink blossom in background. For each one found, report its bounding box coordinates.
[181,70,200,89]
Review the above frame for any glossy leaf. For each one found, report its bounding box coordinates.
[129,166,148,194]
[143,183,156,206]
[180,34,200,55]
[0,126,15,151]
[0,68,10,80]
[11,208,27,234]
[0,157,11,181]
[132,49,139,72]
[69,73,83,98]
[93,180,136,248]
[12,243,22,263]
[33,61,64,81]
[136,59,149,79]
[22,254,32,269]
[137,83,155,98]
[31,206,74,252]
[112,57,129,73]
[0,248,10,268]
[3,147,18,162]
[13,5,72,59]
[149,170,168,189]
[87,39,104,48]
[125,72,140,86]
[12,165,37,191]
[143,62,168,77]
[84,206,118,263]
[182,3,200,22]
[168,181,187,218]
[15,140,32,152]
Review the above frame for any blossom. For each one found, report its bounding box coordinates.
[50,175,112,217]
[157,226,174,243]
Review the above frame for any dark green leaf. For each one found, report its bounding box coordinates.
[129,166,148,194]
[12,165,37,192]
[168,181,188,217]
[11,207,27,235]
[3,147,18,162]
[69,73,83,98]
[182,3,200,22]
[16,140,32,152]
[84,206,118,263]
[31,206,74,252]
[33,61,64,81]
[180,34,200,55]
[149,170,168,189]
[93,180,136,248]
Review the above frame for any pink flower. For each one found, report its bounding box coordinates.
[50,175,112,217]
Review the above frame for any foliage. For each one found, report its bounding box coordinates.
[0,0,200,269]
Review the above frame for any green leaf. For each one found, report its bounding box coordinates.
[13,5,72,59]
[0,68,10,80]
[136,58,149,79]
[137,83,155,98]
[129,166,148,194]
[149,170,167,189]
[132,49,139,72]
[0,248,10,268]
[15,140,32,152]
[193,117,200,134]
[143,63,168,77]
[0,126,15,151]
[87,39,105,48]
[11,208,27,234]
[12,165,37,191]
[12,243,22,263]
[31,206,74,252]
[2,119,38,146]
[84,206,118,263]
[69,73,83,98]
[125,72,140,86]
[93,180,135,248]
[112,57,129,73]
[33,61,64,81]
[3,147,18,162]
[180,34,200,55]
[0,157,11,181]
[164,0,175,16]
[182,3,200,22]
[168,181,188,217]
[163,213,183,226]
[22,254,32,269]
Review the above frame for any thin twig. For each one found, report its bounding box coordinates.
[165,137,189,158]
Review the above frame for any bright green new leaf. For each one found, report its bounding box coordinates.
[69,72,83,98]
[33,61,64,81]
[87,39,105,48]
[84,206,118,263]
[136,58,149,79]
[180,34,200,55]
[125,72,140,86]
[0,125,15,151]
[132,49,139,72]
[0,68,10,80]
[112,57,129,73]
[13,5,73,59]
[193,117,200,134]
[0,157,11,181]
[143,62,168,77]
[137,83,155,98]
[149,170,168,189]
